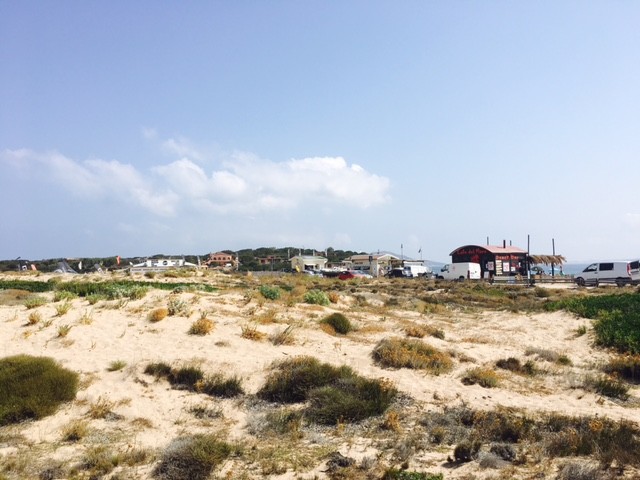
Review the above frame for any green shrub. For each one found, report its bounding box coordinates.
[259,285,281,300]
[23,295,47,309]
[53,290,77,302]
[168,298,190,316]
[307,376,396,425]
[383,470,443,480]
[454,439,482,462]
[321,312,354,334]
[153,434,235,480]
[0,355,79,425]
[495,357,522,372]
[258,356,396,424]
[144,362,173,378]
[170,366,205,389]
[548,294,640,354]
[372,337,453,374]
[258,356,350,403]
[495,357,538,376]
[200,374,244,398]
[304,289,330,306]
[55,301,72,316]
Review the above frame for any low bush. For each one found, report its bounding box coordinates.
[55,301,72,316]
[603,355,640,383]
[259,284,281,300]
[168,298,190,316]
[27,311,41,325]
[153,434,235,480]
[383,470,443,480]
[61,419,90,442]
[496,357,538,376]
[144,361,173,378]
[148,307,169,322]
[188,317,214,335]
[461,367,500,388]
[307,376,396,425]
[143,362,242,398]
[53,290,77,302]
[23,295,47,309]
[0,355,79,425]
[171,365,205,389]
[372,337,453,374]
[304,289,330,306]
[107,360,127,372]
[258,356,396,424]
[321,312,354,334]
[548,294,640,354]
[241,323,266,341]
[584,375,629,400]
[422,405,640,468]
[200,374,244,398]
[258,356,350,403]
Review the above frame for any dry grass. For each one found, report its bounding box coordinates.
[270,324,296,345]
[241,323,266,341]
[188,317,215,335]
[372,337,453,374]
[148,307,169,322]
[461,367,500,388]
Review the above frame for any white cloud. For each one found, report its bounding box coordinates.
[2,138,391,219]
[161,136,204,161]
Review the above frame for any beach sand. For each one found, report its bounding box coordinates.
[0,271,638,479]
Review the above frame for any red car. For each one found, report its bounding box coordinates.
[338,271,372,280]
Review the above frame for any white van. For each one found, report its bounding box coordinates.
[436,262,481,281]
[575,260,640,287]
[403,264,431,278]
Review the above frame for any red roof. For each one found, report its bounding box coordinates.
[450,245,527,256]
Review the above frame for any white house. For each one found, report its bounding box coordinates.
[290,255,328,272]
[344,253,399,277]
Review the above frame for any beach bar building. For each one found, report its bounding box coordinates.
[450,244,528,279]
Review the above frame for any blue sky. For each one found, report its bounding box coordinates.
[1,1,639,263]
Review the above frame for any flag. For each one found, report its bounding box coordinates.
[418,247,422,254]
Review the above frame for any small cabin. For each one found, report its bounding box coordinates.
[450,245,528,279]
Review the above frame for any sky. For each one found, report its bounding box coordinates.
[1,1,639,263]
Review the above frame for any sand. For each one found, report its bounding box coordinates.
[0,271,638,479]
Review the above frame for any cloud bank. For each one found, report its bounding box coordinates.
[1,140,390,218]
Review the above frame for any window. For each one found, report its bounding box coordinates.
[630,261,639,270]
[584,263,597,272]
[600,263,614,271]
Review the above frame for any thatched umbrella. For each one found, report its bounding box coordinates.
[528,255,566,265]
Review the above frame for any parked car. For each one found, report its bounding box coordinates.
[575,260,640,287]
[338,270,372,280]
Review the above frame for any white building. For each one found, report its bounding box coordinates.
[290,255,328,272]
[344,253,399,277]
